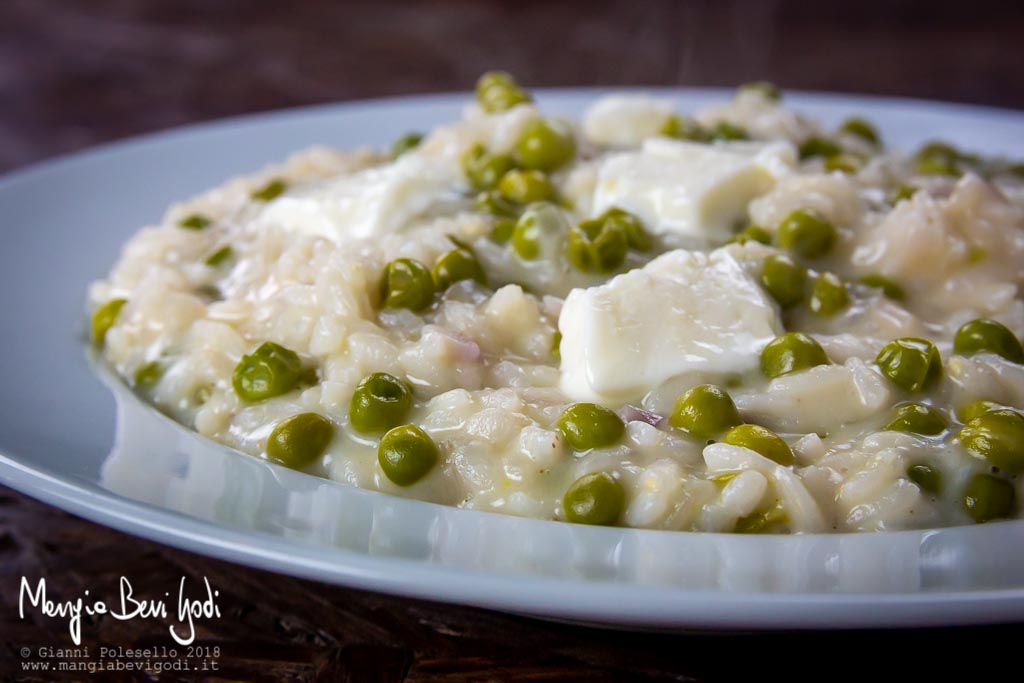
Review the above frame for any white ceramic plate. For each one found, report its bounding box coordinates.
[3,89,1024,630]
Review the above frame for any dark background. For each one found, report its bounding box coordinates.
[3,0,1024,680]
[3,0,1024,174]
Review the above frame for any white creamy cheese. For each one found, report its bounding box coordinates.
[257,154,459,241]
[592,137,795,242]
[733,358,893,434]
[558,249,783,402]
[582,94,676,148]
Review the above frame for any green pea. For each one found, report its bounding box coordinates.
[917,141,960,159]
[739,81,781,101]
[884,402,947,436]
[462,144,516,191]
[735,500,788,534]
[888,185,917,205]
[761,332,829,379]
[91,298,127,345]
[722,424,795,466]
[267,413,334,468]
[670,384,741,439]
[858,274,905,300]
[916,156,959,176]
[957,400,1004,423]
[760,254,807,309]
[251,179,286,201]
[391,132,423,159]
[962,472,1016,523]
[823,153,862,174]
[378,424,439,486]
[490,218,516,244]
[839,117,880,145]
[551,330,562,359]
[659,115,713,142]
[133,360,164,388]
[517,118,576,171]
[798,137,841,160]
[204,245,233,266]
[349,372,413,434]
[475,71,532,113]
[432,248,487,290]
[907,463,942,494]
[475,190,519,218]
[498,169,554,204]
[830,251,869,293]
[875,337,942,393]
[809,272,849,317]
[558,403,625,451]
[512,202,566,260]
[711,121,749,141]
[776,209,837,259]
[601,208,651,251]
[178,214,211,230]
[953,318,1024,364]
[567,218,628,273]
[380,258,435,311]
[914,142,961,176]
[299,366,319,387]
[563,472,625,526]
[727,224,772,246]
[232,341,304,402]
[959,409,1024,474]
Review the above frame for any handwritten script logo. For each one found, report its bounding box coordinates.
[19,576,221,645]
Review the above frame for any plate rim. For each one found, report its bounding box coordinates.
[3,87,1024,629]
[7,451,1024,630]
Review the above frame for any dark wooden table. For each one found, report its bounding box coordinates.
[2,1,1023,680]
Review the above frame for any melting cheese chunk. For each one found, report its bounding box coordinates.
[258,154,459,241]
[582,94,676,148]
[558,249,783,403]
[592,137,795,242]
[733,358,893,433]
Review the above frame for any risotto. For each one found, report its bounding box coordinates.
[88,74,1024,533]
